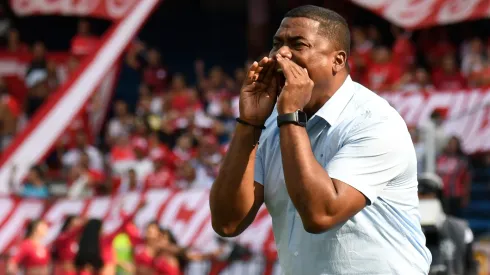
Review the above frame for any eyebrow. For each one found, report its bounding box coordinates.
[273,35,307,41]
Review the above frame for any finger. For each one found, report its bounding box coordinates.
[257,56,269,67]
[246,61,259,84]
[260,60,277,84]
[257,60,275,83]
[276,54,295,80]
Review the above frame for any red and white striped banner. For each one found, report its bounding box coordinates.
[0,190,276,256]
[9,0,139,20]
[381,90,490,154]
[0,0,161,193]
[349,0,490,29]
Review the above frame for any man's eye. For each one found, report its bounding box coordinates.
[272,41,281,48]
[294,43,306,49]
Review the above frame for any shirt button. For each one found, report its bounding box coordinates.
[294,251,299,256]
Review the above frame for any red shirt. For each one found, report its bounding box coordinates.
[432,70,466,90]
[392,37,415,69]
[144,168,175,189]
[10,239,50,267]
[1,94,21,117]
[110,145,136,163]
[71,35,100,56]
[436,155,471,197]
[364,62,402,92]
[143,66,168,92]
[153,256,181,275]
[53,225,84,262]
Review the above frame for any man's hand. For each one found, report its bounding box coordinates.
[239,57,278,125]
[276,54,314,114]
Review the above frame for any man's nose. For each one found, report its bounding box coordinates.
[272,46,292,60]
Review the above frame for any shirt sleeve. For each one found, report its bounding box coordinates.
[326,118,411,205]
[254,144,265,185]
[10,243,28,264]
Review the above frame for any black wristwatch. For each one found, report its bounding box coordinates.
[277,109,308,127]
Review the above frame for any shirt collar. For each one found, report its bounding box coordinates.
[312,75,355,126]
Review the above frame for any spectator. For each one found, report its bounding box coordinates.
[363,45,402,92]
[195,135,223,179]
[71,19,99,56]
[166,73,198,115]
[0,78,21,150]
[461,38,485,77]
[425,29,456,68]
[131,139,154,183]
[62,131,104,171]
[27,41,47,74]
[143,48,168,93]
[366,25,382,45]
[436,136,472,217]
[351,26,372,69]
[5,28,28,53]
[173,134,196,162]
[46,60,59,90]
[20,166,50,199]
[67,151,105,199]
[117,168,141,194]
[397,67,435,92]
[432,55,466,90]
[144,149,175,190]
[175,160,213,189]
[106,100,134,146]
[110,135,136,176]
[391,25,415,70]
[25,68,49,118]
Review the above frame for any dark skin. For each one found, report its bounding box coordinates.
[210,17,366,236]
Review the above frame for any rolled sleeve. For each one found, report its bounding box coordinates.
[326,122,409,204]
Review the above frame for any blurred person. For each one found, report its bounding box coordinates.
[461,38,485,77]
[232,67,246,94]
[27,41,48,74]
[166,73,198,115]
[0,78,21,149]
[110,135,136,176]
[68,151,105,199]
[196,135,223,178]
[436,136,472,217]
[363,45,402,92]
[131,138,154,183]
[25,68,49,118]
[391,25,416,70]
[175,160,213,189]
[366,25,382,45]
[106,100,134,146]
[75,205,141,275]
[351,26,372,68]
[52,216,85,275]
[71,19,99,56]
[143,148,175,190]
[397,67,435,92]
[467,58,490,88]
[119,169,141,194]
[5,28,29,53]
[210,5,431,275]
[10,166,50,199]
[432,55,466,90]
[7,219,50,275]
[172,134,196,162]
[62,131,103,171]
[143,48,168,93]
[418,173,477,275]
[207,66,231,91]
[426,29,456,68]
[67,56,80,74]
[46,60,60,90]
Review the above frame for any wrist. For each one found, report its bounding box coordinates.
[277,104,301,115]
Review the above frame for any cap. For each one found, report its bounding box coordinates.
[418,172,443,194]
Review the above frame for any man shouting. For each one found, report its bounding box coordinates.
[210,5,432,275]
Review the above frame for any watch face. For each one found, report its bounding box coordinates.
[297,111,308,125]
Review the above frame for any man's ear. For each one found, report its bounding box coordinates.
[332,50,347,74]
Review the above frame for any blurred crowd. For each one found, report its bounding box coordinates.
[6,201,250,275]
[0,20,489,215]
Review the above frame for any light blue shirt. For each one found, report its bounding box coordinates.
[255,76,432,275]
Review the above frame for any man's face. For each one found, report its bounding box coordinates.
[269,17,339,108]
